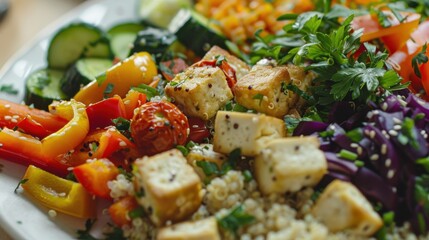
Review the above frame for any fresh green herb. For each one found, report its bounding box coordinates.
[398,117,420,149]
[215,55,226,66]
[132,84,159,100]
[217,205,255,235]
[176,145,190,156]
[196,161,220,177]
[14,179,28,193]
[310,190,322,201]
[66,172,78,182]
[417,156,429,173]
[103,225,126,240]
[35,76,51,90]
[135,187,145,198]
[252,93,264,106]
[412,43,428,78]
[283,83,315,103]
[76,219,98,240]
[104,83,114,98]
[112,117,131,131]
[243,170,253,182]
[0,84,19,95]
[232,103,248,112]
[283,116,313,135]
[319,129,335,138]
[354,160,365,167]
[346,128,364,142]
[96,72,107,86]
[118,167,133,181]
[128,206,145,219]
[89,142,99,153]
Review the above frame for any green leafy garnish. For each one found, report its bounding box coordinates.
[412,43,428,78]
[132,83,159,100]
[103,83,114,98]
[14,179,28,194]
[196,161,220,177]
[217,205,255,235]
[0,84,19,95]
[76,219,98,240]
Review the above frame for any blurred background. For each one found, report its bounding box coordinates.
[0,0,84,67]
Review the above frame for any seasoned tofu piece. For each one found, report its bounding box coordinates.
[157,217,220,240]
[286,63,315,110]
[254,137,327,194]
[213,111,286,156]
[186,144,226,181]
[165,66,233,120]
[202,45,250,80]
[133,149,203,226]
[311,180,383,236]
[233,65,295,118]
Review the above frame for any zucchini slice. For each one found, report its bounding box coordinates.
[25,69,68,110]
[169,9,227,56]
[47,23,112,70]
[138,0,192,29]
[61,58,113,97]
[130,27,176,62]
[107,22,144,60]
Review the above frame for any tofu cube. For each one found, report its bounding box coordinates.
[233,65,294,118]
[202,45,250,80]
[157,217,220,240]
[165,66,233,120]
[213,111,286,156]
[311,180,383,236]
[133,149,203,226]
[254,136,327,194]
[186,144,227,181]
[285,63,315,109]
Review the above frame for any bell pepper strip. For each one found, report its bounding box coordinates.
[66,128,139,169]
[122,90,147,119]
[388,20,429,93]
[86,96,127,130]
[160,58,189,81]
[188,117,210,143]
[73,52,158,105]
[352,11,420,53]
[16,116,52,139]
[108,196,139,227]
[193,59,237,89]
[0,99,67,134]
[21,165,96,218]
[73,159,119,199]
[42,100,90,160]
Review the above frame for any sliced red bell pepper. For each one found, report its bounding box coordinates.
[73,159,119,199]
[22,165,96,218]
[86,96,127,130]
[160,58,189,81]
[122,90,147,120]
[16,116,52,139]
[0,99,67,134]
[188,117,210,143]
[108,196,139,227]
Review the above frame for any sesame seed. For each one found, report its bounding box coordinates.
[0,143,3,147]
[12,115,19,119]
[4,104,10,108]
[385,158,392,167]
[370,154,379,161]
[48,210,57,218]
[393,125,402,131]
[119,141,127,147]
[350,143,359,148]
[67,167,74,171]
[357,147,363,155]
[381,102,388,111]
[4,115,11,120]
[373,110,380,115]
[10,119,17,123]
[392,187,397,193]
[387,170,395,179]
[329,125,336,130]
[123,100,131,105]
[393,118,402,124]
[381,144,387,155]
[389,130,398,136]
[366,111,374,118]
[19,136,27,140]
[369,130,376,139]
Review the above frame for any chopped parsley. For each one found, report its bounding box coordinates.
[14,178,28,193]
[103,83,114,98]
[412,43,428,78]
[196,161,220,177]
[0,84,19,95]
[217,205,255,235]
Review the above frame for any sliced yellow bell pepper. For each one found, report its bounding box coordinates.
[42,99,89,159]
[21,165,96,218]
[73,52,157,105]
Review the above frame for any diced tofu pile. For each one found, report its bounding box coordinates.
[202,45,250,80]
[133,149,204,226]
[165,66,233,120]
[157,217,221,240]
[311,180,383,236]
[213,111,286,156]
[254,136,327,194]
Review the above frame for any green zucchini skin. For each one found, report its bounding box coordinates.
[107,22,145,60]
[169,9,227,56]
[61,58,113,98]
[25,69,67,110]
[47,22,113,70]
[130,27,176,62]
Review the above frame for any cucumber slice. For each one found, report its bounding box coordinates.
[139,0,192,29]
[107,22,144,59]
[169,9,227,56]
[25,69,67,110]
[61,58,113,97]
[47,23,112,70]
[130,27,176,62]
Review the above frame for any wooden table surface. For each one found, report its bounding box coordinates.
[0,1,84,238]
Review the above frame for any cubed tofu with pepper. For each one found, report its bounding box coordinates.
[186,144,227,181]
[254,136,327,194]
[133,149,203,226]
[233,65,293,118]
[202,45,250,80]
[213,111,286,156]
[157,217,220,240]
[165,66,233,120]
[311,180,383,236]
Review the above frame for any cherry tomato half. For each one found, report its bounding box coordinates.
[131,101,189,156]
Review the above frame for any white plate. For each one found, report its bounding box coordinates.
[0,0,138,239]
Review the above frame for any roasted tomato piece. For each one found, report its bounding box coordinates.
[131,101,189,156]
[188,117,210,143]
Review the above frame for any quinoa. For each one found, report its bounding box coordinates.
[108,174,134,201]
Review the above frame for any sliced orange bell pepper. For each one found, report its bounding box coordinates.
[122,90,147,119]
[0,99,67,135]
[73,52,157,105]
[21,165,96,218]
[108,196,139,227]
[73,159,119,199]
